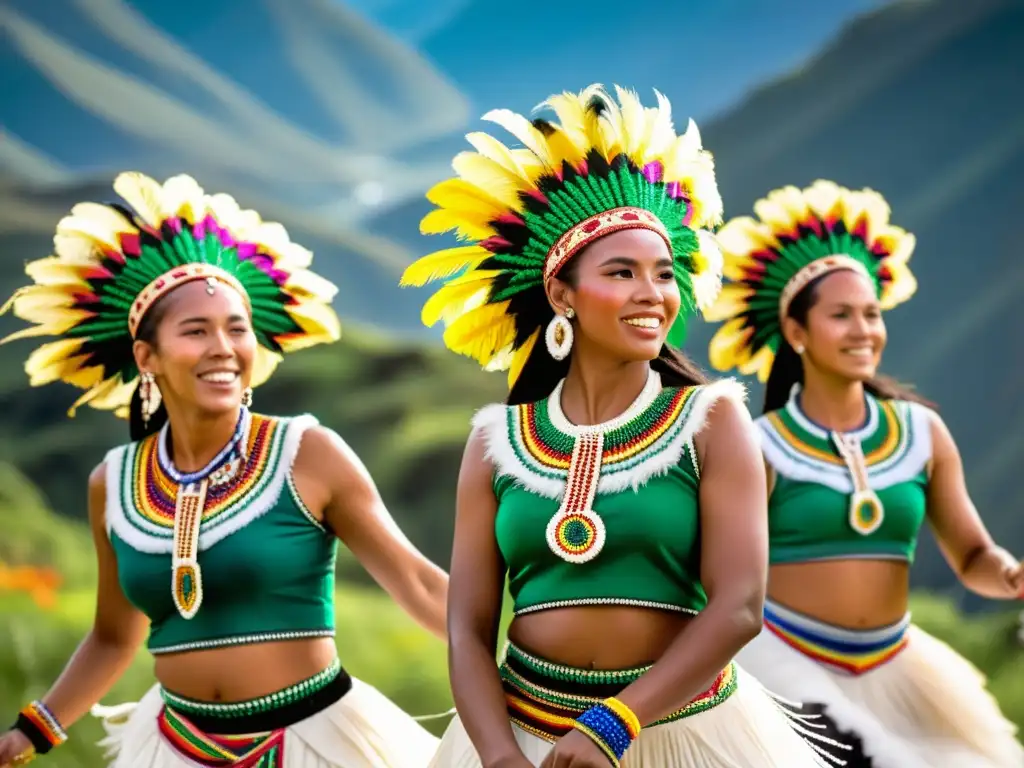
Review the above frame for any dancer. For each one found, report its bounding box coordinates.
[0,172,447,768]
[705,179,1024,767]
[401,85,843,767]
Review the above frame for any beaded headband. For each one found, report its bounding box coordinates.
[705,179,917,382]
[127,264,250,338]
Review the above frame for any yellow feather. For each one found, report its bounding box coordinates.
[22,338,86,385]
[66,374,133,417]
[707,318,753,373]
[465,132,532,180]
[613,86,646,158]
[160,174,207,223]
[3,287,80,327]
[427,178,509,217]
[738,344,775,384]
[645,90,676,159]
[702,283,753,323]
[280,302,343,351]
[507,328,540,388]
[112,171,167,226]
[538,89,594,159]
[442,301,517,365]
[283,269,340,303]
[481,109,554,168]
[57,205,135,255]
[452,152,531,204]
[250,348,283,389]
[399,246,491,287]
[420,208,494,241]
[24,257,93,288]
[0,310,93,343]
[421,271,500,327]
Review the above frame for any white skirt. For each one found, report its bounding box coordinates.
[90,676,441,767]
[429,642,844,768]
[736,600,1024,768]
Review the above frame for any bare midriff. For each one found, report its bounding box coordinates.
[154,636,338,702]
[768,559,911,629]
[508,605,696,670]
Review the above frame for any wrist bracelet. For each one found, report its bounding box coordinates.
[572,697,641,767]
[14,700,67,755]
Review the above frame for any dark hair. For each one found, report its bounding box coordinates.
[506,257,710,406]
[763,271,935,414]
[128,293,171,442]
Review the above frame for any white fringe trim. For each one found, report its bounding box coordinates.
[758,400,934,494]
[105,414,320,554]
[473,378,748,501]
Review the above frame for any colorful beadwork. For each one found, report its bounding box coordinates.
[832,432,885,535]
[500,641,738,742]
[16,700,67,755]
[764,600,910,675]
[574,701,636,766]
[158,705,284,768]
[546,430,606,563]
[106,414,317,556]
[171,479,208,619]
[757,386,932,499]
[162,659,343,718]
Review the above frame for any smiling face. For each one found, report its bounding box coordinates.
[784,268,887,382]
[546,228,681,363]
[133,279,257,417]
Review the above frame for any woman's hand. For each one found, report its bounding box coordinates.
[0,730,34,767]
[540,729,613,768]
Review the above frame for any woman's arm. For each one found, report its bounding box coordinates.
[2,464,149,740]
[614,396,768,725]
[292,426,449,640]
[926,412,1022,600]
[447,427,528,768]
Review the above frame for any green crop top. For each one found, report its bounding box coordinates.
[475,371,748,617]
[759,385,933,565]
[104,413,337,654]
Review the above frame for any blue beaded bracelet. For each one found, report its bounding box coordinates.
[572,701,636,767]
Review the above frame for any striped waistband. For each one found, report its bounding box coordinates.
[500,642,737,743]
[763,599,910,675]
[160,658,350,735]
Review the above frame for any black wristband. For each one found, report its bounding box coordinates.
[14,712,56,755]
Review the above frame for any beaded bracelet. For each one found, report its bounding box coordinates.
[572,697,641,767]
[14,700,67,756]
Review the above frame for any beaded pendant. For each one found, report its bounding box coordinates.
[831,431,885,535]
[172,478,209,619]
[543,370,663,564]
[545,431,607,563]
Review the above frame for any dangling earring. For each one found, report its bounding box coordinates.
[793,343,806,355]
[139,372,160,427]
[241,387,253,409]
[546,307,575,361]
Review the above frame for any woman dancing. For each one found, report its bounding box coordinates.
[400,85,843,767]
[705,179,1024,767]
[0,172,447,768]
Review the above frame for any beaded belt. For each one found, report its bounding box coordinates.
[500,642,737,742]
[160,657,349,731]
[763,599,910,676]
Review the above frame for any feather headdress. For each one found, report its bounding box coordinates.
[400,84,725,387]
[705,179,917,382]
[0,172,341,417]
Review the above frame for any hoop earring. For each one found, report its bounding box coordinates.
[139,372,161,427]
[546,307,575,361]
[241,387,253,408]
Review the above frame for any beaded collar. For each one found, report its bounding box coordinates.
[105,413,319,555]
[475,373,747,564]
[157,408,251,486]
[758,385,933,533]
